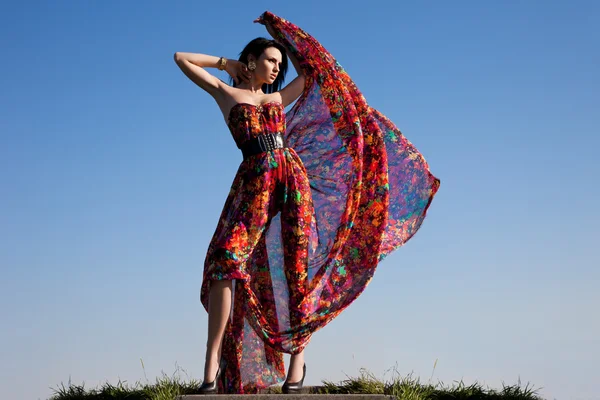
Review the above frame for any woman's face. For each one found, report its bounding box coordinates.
[250,47,282,85]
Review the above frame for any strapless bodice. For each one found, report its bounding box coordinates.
[227,102,286,149]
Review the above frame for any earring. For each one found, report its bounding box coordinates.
[248,61,256,71]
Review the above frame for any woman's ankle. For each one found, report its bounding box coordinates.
[203,357,220,381]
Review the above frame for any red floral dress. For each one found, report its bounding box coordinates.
[200,11,441,394]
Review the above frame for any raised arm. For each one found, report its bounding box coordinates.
[279,48,306,106]
[173,52,251,99]
[262,24,306,106]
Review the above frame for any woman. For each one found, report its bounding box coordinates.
[174,11,440,395]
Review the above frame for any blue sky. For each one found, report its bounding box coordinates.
[1,1,598,400]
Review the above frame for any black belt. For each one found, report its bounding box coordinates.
[240,133,287,160]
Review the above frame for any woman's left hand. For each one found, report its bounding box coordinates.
[253,14,279,42]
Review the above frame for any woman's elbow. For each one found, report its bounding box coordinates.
[173,52,185,64]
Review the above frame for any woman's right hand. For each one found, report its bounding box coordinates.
[225,60,251,85]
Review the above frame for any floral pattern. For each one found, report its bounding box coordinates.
[199,11,440,394]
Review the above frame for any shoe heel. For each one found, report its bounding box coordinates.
[282,363,306,394]
[198,363,222,394]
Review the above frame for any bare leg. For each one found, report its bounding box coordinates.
[279,166,311,385]
[287,348,306,382]
[204,279,232,382]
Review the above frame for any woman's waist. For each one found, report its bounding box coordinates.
[237,132,289,160]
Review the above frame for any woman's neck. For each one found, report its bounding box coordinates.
[237,79,264,93]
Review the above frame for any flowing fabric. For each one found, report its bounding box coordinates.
[199,11,440,394]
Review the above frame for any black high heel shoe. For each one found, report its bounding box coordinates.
[198,363,222,394]
[282,363,306,394]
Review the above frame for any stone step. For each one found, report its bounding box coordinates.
[178,395,393,400]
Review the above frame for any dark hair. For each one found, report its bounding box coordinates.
[230,37,288,93]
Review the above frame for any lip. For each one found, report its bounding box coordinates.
[270,74,277,79]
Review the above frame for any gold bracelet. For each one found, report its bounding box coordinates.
[217,57,227,71]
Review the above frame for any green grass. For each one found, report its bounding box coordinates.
[48,361,544,400]
[320,366,542,400]
[50,370,199,400]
